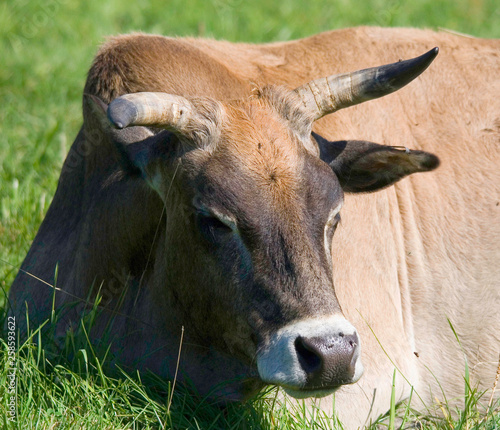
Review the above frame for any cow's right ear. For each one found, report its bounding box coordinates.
[83,94,177,180]
[315,133,439,193]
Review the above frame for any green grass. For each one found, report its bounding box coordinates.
[1,304,499,429]
[1,0,499,428]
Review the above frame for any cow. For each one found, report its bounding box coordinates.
[8,26,500,428]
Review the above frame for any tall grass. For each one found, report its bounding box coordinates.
[1,0,499,297]
[0,302,499,429]
[1,0,499,428]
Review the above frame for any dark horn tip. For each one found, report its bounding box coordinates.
[107,97,136,129]
[426,47,439,60]
[414,46,439,68]
[376,46,440,90]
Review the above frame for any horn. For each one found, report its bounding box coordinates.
[107,92,195,132]
[294,47,439,121]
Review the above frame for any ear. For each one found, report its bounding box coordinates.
[83,94,177,179]
[314,132,440,193]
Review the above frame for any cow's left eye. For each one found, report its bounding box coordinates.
[326,213,341,236]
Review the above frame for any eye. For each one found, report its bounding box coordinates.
[333,214,341,230]
[196,210,234,242]
[325,213,341,237]
[324,212,340,256]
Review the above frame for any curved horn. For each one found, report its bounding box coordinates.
[294,47,439,121]
[107,92,195,131]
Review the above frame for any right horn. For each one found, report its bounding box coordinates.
[107,92,195,132]
[294,47,439,121]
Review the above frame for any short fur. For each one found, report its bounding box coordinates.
[8,27,500,428]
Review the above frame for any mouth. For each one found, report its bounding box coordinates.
[282,385,340,399]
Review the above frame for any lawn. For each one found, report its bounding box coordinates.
[1,0,499,428]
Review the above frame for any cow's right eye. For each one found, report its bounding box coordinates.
[196,212,234,242]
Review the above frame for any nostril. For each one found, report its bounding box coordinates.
[294,332,360,388]
[295,336,322,374]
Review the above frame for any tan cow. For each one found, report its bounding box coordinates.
[8,27,500,427]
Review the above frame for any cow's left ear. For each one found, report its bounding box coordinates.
[314,133,440,193]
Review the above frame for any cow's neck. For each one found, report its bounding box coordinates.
[332,184,422,390]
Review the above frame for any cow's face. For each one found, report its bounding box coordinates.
[91,48,439,398]
[171,94,361,398]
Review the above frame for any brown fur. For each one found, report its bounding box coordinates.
[9,27,500,427]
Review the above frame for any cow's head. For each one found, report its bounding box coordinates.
[86,48,439,399]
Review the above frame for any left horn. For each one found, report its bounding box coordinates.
[107,92,195,132]
[294,47,439,121]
